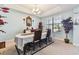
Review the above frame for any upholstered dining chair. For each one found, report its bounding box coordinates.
[23,29,42,55]
[42,29,51,45]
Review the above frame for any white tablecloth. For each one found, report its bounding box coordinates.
[15,32,47,51]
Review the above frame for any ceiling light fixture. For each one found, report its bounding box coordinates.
[32,4,41,15]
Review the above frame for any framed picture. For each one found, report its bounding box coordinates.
[26,16,32,26]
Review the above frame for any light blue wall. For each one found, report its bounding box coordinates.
[0,9,40,42]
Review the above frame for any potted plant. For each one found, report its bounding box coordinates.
[62,17,73,43]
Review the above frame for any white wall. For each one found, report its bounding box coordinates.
[0,9,40,42]
[73,7,79,46]
[73,25,79,46]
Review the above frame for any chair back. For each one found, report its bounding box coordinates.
[33,29,42,42]
[46,29,51,38]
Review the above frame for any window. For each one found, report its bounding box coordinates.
[52,17,63,32]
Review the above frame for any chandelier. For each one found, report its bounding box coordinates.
[32,5,41,15]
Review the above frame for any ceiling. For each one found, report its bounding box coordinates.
[1,4,79,17]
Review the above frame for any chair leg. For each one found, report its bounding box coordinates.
[15,45,20,55]
[45,38,48,45]
[33,43,35,51]
[39,40,42,47]
[23,46,26,55]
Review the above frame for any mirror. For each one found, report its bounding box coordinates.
[26,16,32,26]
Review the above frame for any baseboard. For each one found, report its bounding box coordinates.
[73,43,79,46]
[54,37,64,41]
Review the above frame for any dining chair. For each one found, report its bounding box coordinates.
[42,29,51,45]
[23,29,42,55]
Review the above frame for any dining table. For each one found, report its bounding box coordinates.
[15,31,47,51]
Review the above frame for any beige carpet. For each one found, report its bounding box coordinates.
[0,39,79,55]
[35,40,79,55]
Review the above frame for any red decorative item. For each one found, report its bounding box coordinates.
[0,19,7,33]
[0,19,4,25]
[2,7,9,10]
[0,19,7,25]
[2,9,9,13]
[0,7,9,13]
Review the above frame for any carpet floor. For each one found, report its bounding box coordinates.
[0,39,79,55]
